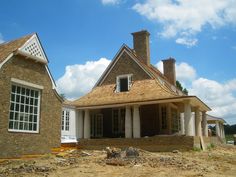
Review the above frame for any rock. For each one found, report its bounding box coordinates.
[105,147,121,159]
[81,151,92,157]
[172,150,180,153]
[125,147,139,158]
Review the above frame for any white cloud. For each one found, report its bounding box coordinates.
[176,37,198,47]
[133,0,236,47]
[56,58,111,100]
[0,33,4,44]
[101,0,121,5]
[189,78,236,124]
[156,60,235,124]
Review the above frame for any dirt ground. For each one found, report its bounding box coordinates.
[0,145,235,177]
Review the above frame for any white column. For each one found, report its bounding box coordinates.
[77,110,84,139]
[222,124,225,139]
[215,121,220,137]
[133,105,141,138]
[202,111,208,137]
[195,107,202,136]
[125,106,132,138]
[184,101,194,136]
[220,123,224,138]
[180,113,185,135]
[84,109,90,139]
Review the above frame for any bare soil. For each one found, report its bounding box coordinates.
[0,145,235,177]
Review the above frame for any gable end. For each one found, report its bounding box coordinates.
[95,45,153,87]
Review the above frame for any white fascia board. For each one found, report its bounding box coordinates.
[0,53,14,70]
[45,65,56,89]
[11,78,44,90]
[15,50,48,64]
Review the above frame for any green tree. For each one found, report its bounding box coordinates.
[176,80,188,95]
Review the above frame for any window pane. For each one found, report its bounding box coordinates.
[29,123,33,130]
[9,112,14,120]
[26,89,30,96]
[10,103,14,111]
[24,122,28,130]
[16,95,20,102]
[9,121,13,129]
[12,85,16,93]
[20,105,24,112]
[120,78,128,92]
[19,122,23,130]
[21,96,25,104]
[17,86,21,94]
[15,104,19,111]
[11,94,15,101]
[33,124,37,131]
[8,84,40,132]
[22,88,25,95]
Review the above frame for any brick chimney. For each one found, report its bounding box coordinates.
[162,58,176,86]
[131,30,150,66]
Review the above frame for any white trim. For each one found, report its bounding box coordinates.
[0,53,14,70]
[94,45,153,87]
[77,97,186,110]
[11,78,44,90]
[8,84,41,133]
[15,50,47,64]
[18,34,47,62]
[8,129,39,134]
[116,74,133,93]
[45,66,56,89]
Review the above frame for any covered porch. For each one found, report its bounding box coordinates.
[207,115,226,142]
[76,96,211,140]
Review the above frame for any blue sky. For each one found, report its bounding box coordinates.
[0,0,236,124]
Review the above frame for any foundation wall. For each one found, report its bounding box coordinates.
[78,136,195,152]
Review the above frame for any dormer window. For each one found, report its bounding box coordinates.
[116,74,132,92]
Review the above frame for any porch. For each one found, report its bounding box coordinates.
[76,97,210,140]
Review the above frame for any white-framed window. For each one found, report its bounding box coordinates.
[116,74,132,92]
[171,108,179,133]
[161,106,167,129]
[112,108,125,135]
[8,84,41,133]
[61,110,70,131]
[90,114,103,138]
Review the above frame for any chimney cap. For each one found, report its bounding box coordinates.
[162,57,176,62]
[131,30,150,36]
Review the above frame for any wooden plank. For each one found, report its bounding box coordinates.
[200,136,206,151]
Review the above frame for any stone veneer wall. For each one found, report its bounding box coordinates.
[102,51,151,85]
[0,56,62,158]
[78,136,195,152]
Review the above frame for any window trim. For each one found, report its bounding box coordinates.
[61,109,70,132]
[8,83,41,134]
[116,74,133,93]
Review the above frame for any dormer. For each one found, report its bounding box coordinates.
[116,74,133,92]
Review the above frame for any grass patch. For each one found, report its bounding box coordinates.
[193,146,201,152]
[225,134,234,142]
[207,143,215,150]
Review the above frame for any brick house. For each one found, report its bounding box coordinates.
[0,34,62,158]
[65,30,213,150]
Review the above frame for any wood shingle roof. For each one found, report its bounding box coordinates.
[0,34,33,63]
[72,45,187,108]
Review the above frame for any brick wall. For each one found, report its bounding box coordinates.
[102,51,150,85]
[0,56,62,158]
[78,136,195,152]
